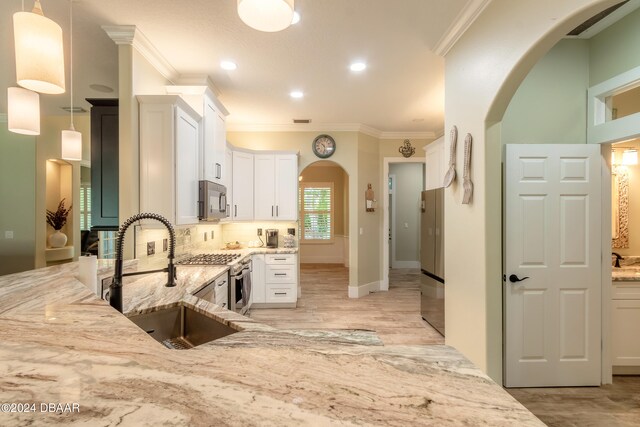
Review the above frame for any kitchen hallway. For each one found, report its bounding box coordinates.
[249,265,444,345]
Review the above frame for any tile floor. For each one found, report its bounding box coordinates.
[250,264,640,426]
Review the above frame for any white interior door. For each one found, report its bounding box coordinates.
[505,144,602,387]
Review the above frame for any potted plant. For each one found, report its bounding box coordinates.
[46,199,72,248]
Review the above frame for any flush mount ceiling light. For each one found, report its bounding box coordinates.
[350,62,367,72]
[61,0,81,161]
[13,0,65,94]
[220,60,237,71]
[290,91,304,99]
[237,0,294,32]
[7,87,40,135]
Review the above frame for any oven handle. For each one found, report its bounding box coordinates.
[231,265,250,279]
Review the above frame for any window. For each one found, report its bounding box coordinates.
[300,182,333,241]
[79,184,91,231]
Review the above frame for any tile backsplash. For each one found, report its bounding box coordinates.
[134,221,299,261]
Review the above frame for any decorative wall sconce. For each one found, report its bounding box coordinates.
[612,148,638,166]
[398,139,415,158]
[365,183,376,212]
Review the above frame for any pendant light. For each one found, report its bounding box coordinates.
[13,0,65,94]
[61,0,81,161]
[237,0,294,32]
[7,87,40,135]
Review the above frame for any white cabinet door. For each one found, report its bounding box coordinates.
[222,147,233,219]
[175,106,200,225]
[275,154,298,220]
[214,110,226,184]
[232,151,254,220]
[254,154,276,220]
[251,254,266,303]
[202,97,217,183]
[612,299,640,366]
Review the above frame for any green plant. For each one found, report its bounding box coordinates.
[46,199,72,231]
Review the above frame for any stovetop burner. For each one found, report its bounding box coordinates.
[176,253,242,266]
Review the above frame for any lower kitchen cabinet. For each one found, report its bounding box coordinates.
[612,281,640,371]
[251,253,298,307]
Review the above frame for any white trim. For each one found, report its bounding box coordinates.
[0,113,6,123]
[381,156,426,291]
[600,144,613,385]
[565,0,640,40]
[226,122,437,140]
[587,65,640,145]
[348,281,380,299]
[391,261,421,269]
[102,25,179,83]
[389,173,397,272]
[432,0,492,56]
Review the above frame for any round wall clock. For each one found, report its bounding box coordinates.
[312,134,336,159]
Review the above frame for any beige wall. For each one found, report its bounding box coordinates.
[389,163,424,263]
[444,0,617,382]
[0,117,36,275]
[357,132,381,286]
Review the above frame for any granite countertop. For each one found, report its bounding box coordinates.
[0,251,543,426]
[612,256,640,282]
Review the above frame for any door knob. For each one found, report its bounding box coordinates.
[508,274,529,283]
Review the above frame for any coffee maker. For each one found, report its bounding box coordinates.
[266,229,278,248]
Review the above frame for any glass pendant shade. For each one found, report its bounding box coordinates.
[61,127,82,161]
[13,2,65,94]
[7,87,40,135]
[237,0,294,32]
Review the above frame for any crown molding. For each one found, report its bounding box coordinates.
[0,114,7,124]
[226,122,437,140]
[102,25,179,83]
[433,0,492,56]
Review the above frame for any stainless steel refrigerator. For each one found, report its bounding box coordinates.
[420,188,445,336]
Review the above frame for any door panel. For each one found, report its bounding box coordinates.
[505,144,601,387]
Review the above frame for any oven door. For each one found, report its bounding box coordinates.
[230,265,251,315]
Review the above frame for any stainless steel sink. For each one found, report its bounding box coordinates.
[127,305,237,349]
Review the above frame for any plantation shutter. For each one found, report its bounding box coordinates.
[300,183,333,240]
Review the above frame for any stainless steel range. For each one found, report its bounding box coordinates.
[177,253,251,315]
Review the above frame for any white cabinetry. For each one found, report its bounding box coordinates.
[231,150,254,220]
[251,253,298,307]
[138,95,201,225]
[612,281,640,370]
[424,136,445,190]
[202,94,227,184]
[254,154,298,221]
[251,254,266,304]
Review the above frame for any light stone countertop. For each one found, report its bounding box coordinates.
[612,256,640,281]
[0,249,543,426]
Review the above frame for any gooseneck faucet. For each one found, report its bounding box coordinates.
[612,252,624,268]
[109,213,177,313]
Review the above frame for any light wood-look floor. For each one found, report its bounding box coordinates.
[249,264,444,345]
[251,264,640,426]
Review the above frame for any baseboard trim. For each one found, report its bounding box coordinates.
[613,366,640,375]
[391,261,421,269]
[348,281,380,298]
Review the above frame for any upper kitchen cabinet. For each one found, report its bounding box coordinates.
[254,154,298,221]
[87,98,119,230]
[231,150,254,220]
[166,85,229,186]
[138,95,201,226]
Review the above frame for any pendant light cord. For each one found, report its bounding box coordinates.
[69,0,74,129]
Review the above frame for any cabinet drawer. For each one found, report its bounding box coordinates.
[612,299,640,366]
[613,282,640,300]
[266,265,295,283]
[265,254,295,265]
[266,285,296,303]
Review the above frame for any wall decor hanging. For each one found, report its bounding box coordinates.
[398,139,415,158]
[462,133,473,204]
[365,183,376,212]
[443,125,457,187]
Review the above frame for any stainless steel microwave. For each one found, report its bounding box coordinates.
[198,180,228,221]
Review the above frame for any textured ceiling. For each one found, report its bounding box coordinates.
[0,0,472,133]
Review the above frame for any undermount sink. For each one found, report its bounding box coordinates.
[127,305,237,349]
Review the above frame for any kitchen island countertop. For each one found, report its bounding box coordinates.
[0,255,543,426]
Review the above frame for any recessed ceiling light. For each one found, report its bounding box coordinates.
[290,91,304,99]
[221,60,237,71]
[350,62,367,72]
[291,11,301,24]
